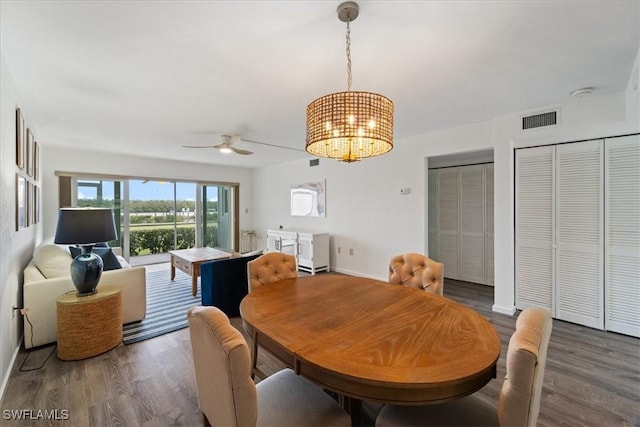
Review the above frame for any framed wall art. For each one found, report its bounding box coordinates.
[15,174,26,230]
[26,128,34,177]
[15,108,24,170]
[34,185,40,224]
[290,180,326,217]
[33,141,39,181]
[27,182,33,227]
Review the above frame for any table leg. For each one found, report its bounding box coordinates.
[170,258,176,281]
[192,274,197,297]
[343,396,363,427]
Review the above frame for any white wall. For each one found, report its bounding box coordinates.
[0,55,41,400]
[40,148,254,241]
[253,81,639,315]
[253,120,496,280]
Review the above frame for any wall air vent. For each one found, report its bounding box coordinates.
[522,110,558,130]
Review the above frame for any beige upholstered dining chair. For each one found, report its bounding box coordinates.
[388,253,444,296]
[246,252,298,378]
[375,307,553,427]
[247,252,298,292]
[187,306,351,427]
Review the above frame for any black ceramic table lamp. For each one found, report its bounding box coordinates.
[54,207,118,296]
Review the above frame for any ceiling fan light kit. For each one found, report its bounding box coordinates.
[305,1,394,163]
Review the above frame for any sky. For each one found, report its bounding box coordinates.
[78,180,218,201]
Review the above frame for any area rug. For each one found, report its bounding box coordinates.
[122,269,201,344]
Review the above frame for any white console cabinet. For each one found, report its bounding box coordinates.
[266,229,297,256]
[296,232,330,274]
[266,229,330,275]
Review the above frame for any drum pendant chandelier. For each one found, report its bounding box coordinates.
[305,1,394,163]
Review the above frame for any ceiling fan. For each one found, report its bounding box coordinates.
[183,135,253,155]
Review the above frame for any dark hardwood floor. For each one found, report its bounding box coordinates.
[1,278,638,426]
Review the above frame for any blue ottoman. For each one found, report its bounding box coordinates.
[200,254,261,316]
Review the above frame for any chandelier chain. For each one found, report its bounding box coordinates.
[346,17,352,91]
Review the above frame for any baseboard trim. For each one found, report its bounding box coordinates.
[0,337,22,403]
[492,304,517,316]
[329,267,385,281]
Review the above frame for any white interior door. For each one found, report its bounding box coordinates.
[459,164,485,284]
[555,140,603,329]
[605,135,640,337]
[485,164,495,287]
[437,168,459,279]
[515,146,554,311]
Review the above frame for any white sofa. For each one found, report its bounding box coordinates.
[23,243,147,349]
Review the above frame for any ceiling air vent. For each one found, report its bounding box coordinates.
[522,110,557,130]
[310,159,320,167]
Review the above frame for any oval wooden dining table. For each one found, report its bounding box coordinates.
[240,273,501,423]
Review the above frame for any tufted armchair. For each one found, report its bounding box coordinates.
[376,308,553,427]
[246,252,298,378]
[187,306,351,427]
[247,252,298,292]
[388,253,444,296]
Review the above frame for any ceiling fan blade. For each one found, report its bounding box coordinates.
[183,142,229,149]
[230,147,253,155]
[184,134,254,154]
[182,144,219,148]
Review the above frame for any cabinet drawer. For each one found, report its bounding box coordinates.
[172,257,192,275]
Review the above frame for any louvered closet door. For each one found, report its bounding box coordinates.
[605,135,640,337]
[515,146,554,311]
[485,164,495,286]
[556,140,603,329]
[428,169,438,259]
[459,164,485,284]
[437,168,459,279]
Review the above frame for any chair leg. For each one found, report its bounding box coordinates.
[250,330,266,380]
[250,335,258,380]
[203,413,211,427]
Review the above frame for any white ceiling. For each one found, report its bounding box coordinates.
[1,1,638,169]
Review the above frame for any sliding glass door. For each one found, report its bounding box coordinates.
[126,180,197,263]
[200,184,234,251]
[175,181,198,249]
[73,177,236,264]
[76,179,123,247]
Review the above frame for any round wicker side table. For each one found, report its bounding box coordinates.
[56,286,122,361]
